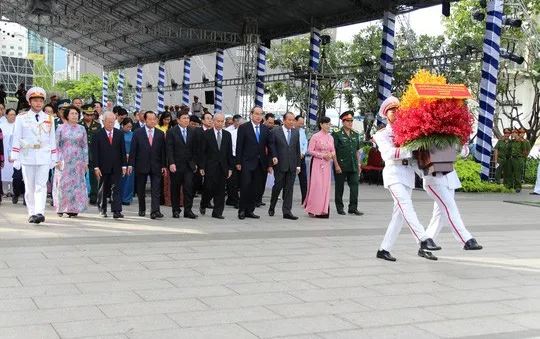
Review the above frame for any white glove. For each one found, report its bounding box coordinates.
[13,160,21,170]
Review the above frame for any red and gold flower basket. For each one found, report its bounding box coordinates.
[392,70,474,175]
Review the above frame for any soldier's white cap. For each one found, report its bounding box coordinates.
[378,96,400,118]
[26,87,47,102]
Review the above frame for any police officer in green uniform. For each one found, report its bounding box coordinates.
[505,128,526,192]
[494,128,511,184]
[333,111,363,215]
[79,104,102,205]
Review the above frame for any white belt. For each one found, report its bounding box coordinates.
[385,159,411,166]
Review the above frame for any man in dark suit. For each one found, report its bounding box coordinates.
[92,111,127,219]
[235,106,277,219]
[166,111,198,219]
[198,113,233,219]
[128,111,166,219]
[268,112,301,220]
[132,110,146,132]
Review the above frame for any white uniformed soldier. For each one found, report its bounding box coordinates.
[373,96,441,261]
[418,147,483,250]
[11,87,58,224]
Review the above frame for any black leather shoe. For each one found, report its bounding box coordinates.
[67,213,78,218]
[463,238,483,250]
[376,250,396,262]
[259,202,266,206]
[150,212,157,219]
[348,209,364,216]
[268,208,275,217]
[530,192,540,195]
[283,214,298,220]
[113,212,124,219]
[172,211,180,218]
[184,211,198,219]
[337,210,346,215]
[36,214,45,223]
[418,249,438,260]
[28,215,37,224]
[138,211,146,217]
[245,212,260,219]
[12,195,18,204]
[100,211,107,218]
[238,211,245,220]
[57,213,63,217]
[155,211,164,218]
[420,238,441,251]
[212,215,225,219]
[199,206,206,216]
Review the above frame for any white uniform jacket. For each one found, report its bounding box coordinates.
[10,111,57,166]
[373,125,415,189]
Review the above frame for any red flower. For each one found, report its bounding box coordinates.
[392,99,473,146]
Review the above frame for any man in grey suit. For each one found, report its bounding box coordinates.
[268,112,301,220]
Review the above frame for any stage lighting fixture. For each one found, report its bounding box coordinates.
[472,10,485,22]
[146,82,153,90]
[500,49,525,65]
[321,35,331,45]
[171,79,178,90]
[202,75,209,83]
[502,17,522,28]
[442,1,451,17]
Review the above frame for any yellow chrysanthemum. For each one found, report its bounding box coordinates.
[400,70,447,109]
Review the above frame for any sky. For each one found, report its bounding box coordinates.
[336,5,445,42]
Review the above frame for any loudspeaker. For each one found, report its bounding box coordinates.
[204,91,215,105]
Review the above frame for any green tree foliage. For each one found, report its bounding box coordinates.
[454,158,514,192]
[27,54,53,91]
[53,71,132,106]
[444,0,540,144]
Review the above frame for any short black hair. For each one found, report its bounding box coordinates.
[318,116,331,130]
[274,119,282,126]
[118,108,128,116]
[190,115,202,124]
[283,112,295,120]
[202,112,213,120]
[144,111,156,120]
[178,111,189,118]
[112,105,122,114]
[121,117,133,126]
[265,113,275,120]
[63,105,80,120]
[232,114,242,121]
[295,115,304,121]
[94,102,103,108]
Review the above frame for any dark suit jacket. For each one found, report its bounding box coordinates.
[92,128,127,174]
[199,128,233,176]
[128,127,166,174]
[235,121,275,171]
[132,121,145,132]
[166,125,198,172]
[271,127,301,172]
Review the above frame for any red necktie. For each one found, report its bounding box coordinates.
[148,129,153,146]
[108,131,113,145]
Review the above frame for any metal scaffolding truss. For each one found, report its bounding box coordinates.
[0,56,35,94]
[133,51,482,94]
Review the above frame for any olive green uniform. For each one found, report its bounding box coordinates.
[504,140,526,190]
[494,139,509,184]
[333,128,361,212]
[79,120,102,203]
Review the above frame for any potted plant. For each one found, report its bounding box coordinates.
[392,70,474,175]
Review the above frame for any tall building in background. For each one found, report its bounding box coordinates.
[27,31,55,67]
[0,21,28,58]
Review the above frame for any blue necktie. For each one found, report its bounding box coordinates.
[182,129,187,143]
[287,129,291,145]
[35,114,39,122]
[255,125,260,143]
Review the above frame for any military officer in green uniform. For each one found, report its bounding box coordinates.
[505,128,527,192]
[493,128,511,184]
[333,111,363,215]
[79,103,102,205]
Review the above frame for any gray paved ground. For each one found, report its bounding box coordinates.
[0,183,539,339]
